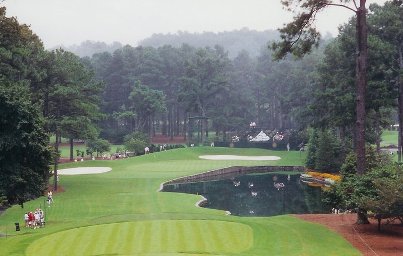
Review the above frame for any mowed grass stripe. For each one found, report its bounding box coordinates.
[182,220,200,252]
[174,218,187,253]
[78,225,99,255]
[109,222,123,253]
[91,224,112,255]
[119,221,132,253]
[191,220,207,253]
[26,220,252,255]
[69,227,87,255]
[141,220,153,252]
[159,219,169,252]
[133,221,147,253]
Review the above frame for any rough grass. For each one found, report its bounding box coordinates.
[0,147,360,255]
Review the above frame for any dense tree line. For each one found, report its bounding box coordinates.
[89,42,326,144]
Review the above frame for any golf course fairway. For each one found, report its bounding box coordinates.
[0,147,360,255]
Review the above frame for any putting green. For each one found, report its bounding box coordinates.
[26,220,253,255]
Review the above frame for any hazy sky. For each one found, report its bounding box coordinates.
[3,0,388,48]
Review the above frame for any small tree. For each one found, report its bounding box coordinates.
[315,130,342,172]
[86,139,111,157]
[124,131,149,155]
[324,147,393,224]
[360,164,403,230]
[305,128,319,169]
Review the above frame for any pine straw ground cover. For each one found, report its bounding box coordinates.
[297,214,403,256]
[0,147,360,255]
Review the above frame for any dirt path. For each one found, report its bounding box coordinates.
[295,214,403,256]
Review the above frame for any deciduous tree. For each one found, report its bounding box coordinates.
[0,83,51,207]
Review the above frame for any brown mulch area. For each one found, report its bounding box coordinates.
[295,214,403,256]
[151,135,186,144]
[46,185,65,194]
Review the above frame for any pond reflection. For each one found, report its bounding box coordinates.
[162,173,328,216]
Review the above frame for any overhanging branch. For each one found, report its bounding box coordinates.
[323,3,357,12]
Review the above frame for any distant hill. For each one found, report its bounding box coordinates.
[55,41,123,57]
[139,28,280,58]
[59,29,333,59]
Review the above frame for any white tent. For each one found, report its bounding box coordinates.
[249,131,270,142]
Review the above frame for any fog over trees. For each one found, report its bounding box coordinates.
[61,29,284,59]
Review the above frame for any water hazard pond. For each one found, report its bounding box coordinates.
[162,172,328,217]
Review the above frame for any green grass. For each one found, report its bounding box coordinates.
[26,220,253,255]
[0,147,360,255]
[381,130,398,147]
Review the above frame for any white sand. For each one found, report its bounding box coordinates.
[58,167,112,175]
[198,155,281,161]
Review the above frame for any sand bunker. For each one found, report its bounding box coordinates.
[58,167,112,175]
[199,155,281,161]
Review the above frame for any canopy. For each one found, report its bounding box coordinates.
[249,131,270,142]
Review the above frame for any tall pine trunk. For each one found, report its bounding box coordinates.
[69,137,74,161]
[398,46,403,162]
[355,4,368,176]
[169,106,173,140]
[53,131,60,191]
[355,2,369,225]
[375,111,381,153]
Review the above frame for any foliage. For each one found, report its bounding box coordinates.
[360,164,403,218]
[314,129,343,172]
[272,0,370,175]
[86,138,111,157]
[323,147,402,224]
[0,7,44,86]
[0,83,51,206]
[305,171,341,182]
[0,7,52,206]
[305,129,318,169]
[128,81,166,133]
[124,131,150,154]
[305,128,343,172]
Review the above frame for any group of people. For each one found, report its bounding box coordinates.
[24,208,45,229]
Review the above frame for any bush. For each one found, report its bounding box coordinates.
[86,139,111,157]
[123,131,149,155]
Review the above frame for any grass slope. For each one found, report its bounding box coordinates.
[0,147,360,255]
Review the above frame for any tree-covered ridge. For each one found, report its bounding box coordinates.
[60,29,281,59]
[140,28,280,59]
[57,40,123,58]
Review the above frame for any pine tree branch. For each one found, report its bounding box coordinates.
[323,3,357,12]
